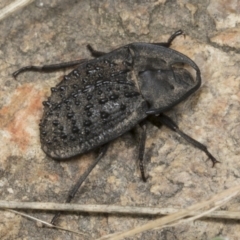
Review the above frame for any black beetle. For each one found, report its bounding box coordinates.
[13,30,218,223]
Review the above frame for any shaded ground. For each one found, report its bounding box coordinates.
[0,0,240,239]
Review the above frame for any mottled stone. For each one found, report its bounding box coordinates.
[0,0,240,240]
[210,28,240,48]
[207,0,240,29]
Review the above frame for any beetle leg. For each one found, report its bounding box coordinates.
[151,113,219,167]
[51,144,108,225]
[13,58,88,78]
[86,44,107,57]
[138,121,148,182]
[153,29,183,48]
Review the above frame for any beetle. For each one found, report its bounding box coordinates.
[13,30,218,223]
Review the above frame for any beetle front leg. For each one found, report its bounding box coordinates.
[153,29,183,48]
[151,113,219,167]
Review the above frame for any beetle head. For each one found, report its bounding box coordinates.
[138,65,201,114]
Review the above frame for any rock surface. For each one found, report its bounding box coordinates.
[0,0,240,239]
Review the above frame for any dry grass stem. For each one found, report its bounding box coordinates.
[0,199,240,220]
[0,0,34,21]
[7,209,87,236]
[97,185,240,240]
[1,185,240,239]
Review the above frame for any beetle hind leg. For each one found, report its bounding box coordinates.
[150,113,219,167]
[138,121,148,182]
[86,44,107,57]
[13,59,88,78]
[51,144,108,225]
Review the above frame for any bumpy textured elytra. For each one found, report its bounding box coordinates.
[39,43,201,159]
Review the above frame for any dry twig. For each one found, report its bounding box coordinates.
[1,185,240,239]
